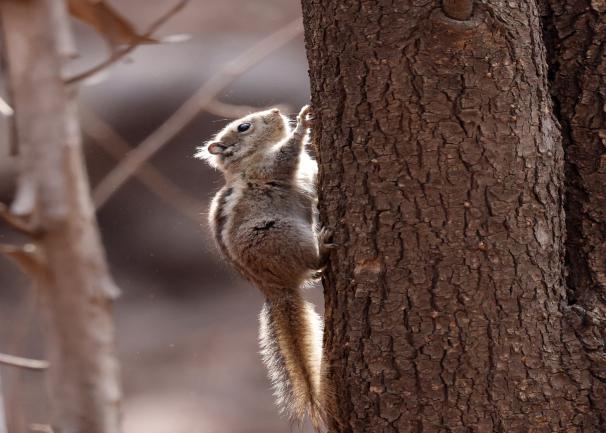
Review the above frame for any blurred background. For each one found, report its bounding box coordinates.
[0,1,320,432]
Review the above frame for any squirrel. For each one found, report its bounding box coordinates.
[195,105,331,430]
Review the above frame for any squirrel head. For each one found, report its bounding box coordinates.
[196,108,290,173]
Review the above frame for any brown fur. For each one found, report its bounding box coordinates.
[260,294,324,428]
[197,106,328,429]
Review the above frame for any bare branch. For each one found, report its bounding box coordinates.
[49,0,77,58]
[0,203,42,238]
[79,104,204,223]
[0,353,48,371]
[93,17,303,209]
[64,0,189,85]
[0,243,47,278]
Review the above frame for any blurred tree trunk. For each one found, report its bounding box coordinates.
[0,375,6,433]
[302,1,604,432]
[0,1,122,433]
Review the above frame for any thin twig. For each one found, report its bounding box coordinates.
[64,0,189,85]
[0,243,47,279]
[93,17,303,209]
[0,203,42,238]
[0,353,48,371]
[79,104,204,223]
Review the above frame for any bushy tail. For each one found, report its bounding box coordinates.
[259,291,325,430]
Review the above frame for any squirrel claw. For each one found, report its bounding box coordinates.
[311,268,325,279]
[318,227,334,244]
[317,227,336,268]
[297,105,314,129]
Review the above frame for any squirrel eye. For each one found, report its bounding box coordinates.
[237,122,251,133]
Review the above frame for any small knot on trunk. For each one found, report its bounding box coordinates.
[442,0,474,20]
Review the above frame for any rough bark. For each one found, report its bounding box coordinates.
[541,1,606,310]
[0,1,122,432]
[540,3,606,414]
[302,1,599,431]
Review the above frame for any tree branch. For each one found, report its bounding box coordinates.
[0,353,48,371]
[64,0,189,85]
[92,17,303,209]
[0,203,42,238]
[0,243,46,278]
[49,0,76,59]
[79,104,204,223]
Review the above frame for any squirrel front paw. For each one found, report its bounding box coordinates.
[297,105,314,130]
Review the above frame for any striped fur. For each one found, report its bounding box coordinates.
[209,182,258,284]
[259,293,324,429]
[198,106,326,429]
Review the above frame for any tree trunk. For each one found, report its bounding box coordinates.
[302,1,601,431]
[541,1,606,310]
[540,6,606,423]
[0,1,122,432]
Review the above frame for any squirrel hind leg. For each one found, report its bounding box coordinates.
[240,222,320,286]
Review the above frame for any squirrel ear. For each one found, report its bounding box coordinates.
[207,142,224,155]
